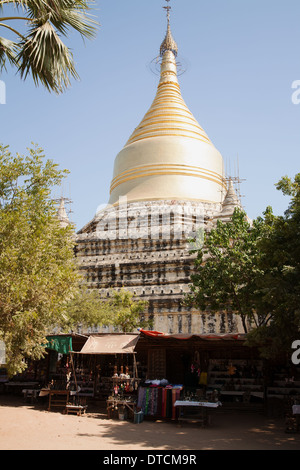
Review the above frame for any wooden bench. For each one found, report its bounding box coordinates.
[65,404,88,416]
[48,390,69,412]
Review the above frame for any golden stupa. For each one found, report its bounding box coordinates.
[76,5,245,336]
[108,14,225,206]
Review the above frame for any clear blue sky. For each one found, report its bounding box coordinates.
[1,0,300,230]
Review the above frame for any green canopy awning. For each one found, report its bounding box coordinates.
[46,335,72,354]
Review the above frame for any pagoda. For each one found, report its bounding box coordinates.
[76,3,243,334]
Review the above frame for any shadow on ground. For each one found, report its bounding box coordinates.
[1,394,300,450]
[78,408,300,450]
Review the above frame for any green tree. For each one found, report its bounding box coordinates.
[62,287,152,334]
[0,145,151,375]
[62,288,109,332]
[0,0,98,94]
[0,143,79,375]
[246,174,300,359]
[105,289,151,333]
[186,175,300,360]
[186,208,271,334]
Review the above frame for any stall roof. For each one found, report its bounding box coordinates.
[138,329,245,341]
[77,334,140,355]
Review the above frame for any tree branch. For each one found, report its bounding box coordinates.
[0,22,26,39]
[0,17,33,21]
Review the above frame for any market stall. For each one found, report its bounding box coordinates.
[1,334,86,403]
[134,329,265,420]
[75,333,141,421]
[35,334,88,413]
[4,329,299,425]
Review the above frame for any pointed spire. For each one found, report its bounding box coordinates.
[223,179,242,210]
[57,197,70,228]
[160,23,178,58]
[160,3,178,58]
[124,3,211,148]
[214,179,242,222]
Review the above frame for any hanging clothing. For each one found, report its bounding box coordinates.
[199,372,208,385]
[137,385,183,420]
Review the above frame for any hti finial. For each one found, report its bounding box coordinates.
[160,0,178,58]
[163,0,171,25]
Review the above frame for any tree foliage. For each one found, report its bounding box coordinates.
[0,143,79,375]
[246,174,300,359]
[0,0,99,93]
[102,289,151,334]
[61,288,108,332]
[62,287,151,334]
[187,175,300,360]
[0,145,151,375]
[186,208,271,333]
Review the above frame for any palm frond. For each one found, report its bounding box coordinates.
[0,36,19,70]
[0,0,99,93]
[49,6,98,40]
[17,21,79,94]
[22,0,98,38]
[1,0,98,38]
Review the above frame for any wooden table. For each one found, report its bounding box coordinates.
[5,382,39,394]
[174,400,221,427]
[22,389,40,402]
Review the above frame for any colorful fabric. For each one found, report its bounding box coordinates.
[46,335,72,354]
[199,372,207,385]
[138,385,183,420]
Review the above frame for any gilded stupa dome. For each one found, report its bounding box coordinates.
[108,16,225,206]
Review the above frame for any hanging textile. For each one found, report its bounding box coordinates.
[46,335,72,355]
[137,385,183,420]
[199,371,208,385]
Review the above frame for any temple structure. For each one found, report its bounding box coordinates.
[75,5,244,334]
[57,198,70,228]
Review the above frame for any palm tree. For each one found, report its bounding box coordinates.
[0,0,98,94]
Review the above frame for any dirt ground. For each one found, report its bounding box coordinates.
[0,395,299,451]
